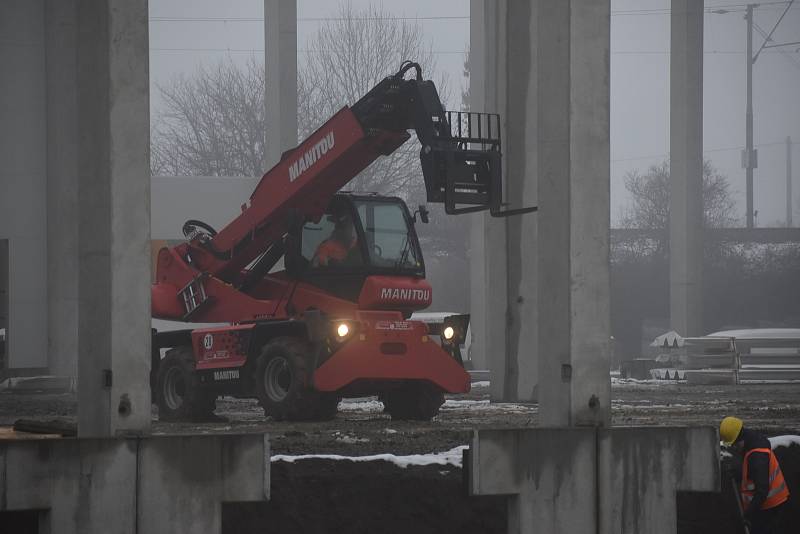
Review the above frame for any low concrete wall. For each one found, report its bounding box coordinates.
[598,427,720,534]
[468,426,720,534]
[0,433,269,534]
[468,428,597,533]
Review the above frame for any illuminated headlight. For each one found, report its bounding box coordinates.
[439,314,470,346]
[442,326,455,341]
[336,323,350,339]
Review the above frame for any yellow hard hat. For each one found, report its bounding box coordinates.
[720,416,743,446]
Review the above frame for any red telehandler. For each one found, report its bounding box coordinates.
[151,61,534,421]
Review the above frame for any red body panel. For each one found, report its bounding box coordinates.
[191,324,253,370]
[313,313,471,394]
[171,108,408,285]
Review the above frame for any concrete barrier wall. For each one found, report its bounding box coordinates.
[469,426,720,534]
[598,427,720,534]
[0,433,269,534]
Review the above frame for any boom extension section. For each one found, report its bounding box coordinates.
[352,61,536,217]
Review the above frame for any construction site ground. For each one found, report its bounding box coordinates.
[2,379,799,533]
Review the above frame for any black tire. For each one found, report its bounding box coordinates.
[383,382,445,421]
[255,337,338,421]
[155,346,216,422]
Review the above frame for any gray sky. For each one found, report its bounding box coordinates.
[149,0,800,227]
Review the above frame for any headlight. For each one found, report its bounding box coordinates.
[336,323,350,338]
[440,314,470,346]
[442,326,455,341]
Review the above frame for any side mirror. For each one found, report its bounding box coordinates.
[413,204,430,224]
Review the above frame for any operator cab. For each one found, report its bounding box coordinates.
[289,194,425,300]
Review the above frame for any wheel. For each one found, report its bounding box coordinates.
[155,346,216,421]
[255,337,338,421]
[383,382,445,421]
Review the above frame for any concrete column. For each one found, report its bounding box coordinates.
[0,0,49,372]
[536,0,611,427]
[46,0,79,378]
[669,0,704,337]
[76,0,151,436]
[264,0,298,168]
[469,0,538,402]
[469,0,509,399]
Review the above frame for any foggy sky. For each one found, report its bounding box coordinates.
[149,0,800,227]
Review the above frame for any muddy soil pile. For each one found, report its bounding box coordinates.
[224,461,505,534]
[222,444,800,534]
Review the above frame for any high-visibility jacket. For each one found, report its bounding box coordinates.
[741,447,790,510]
[314,238,357,266]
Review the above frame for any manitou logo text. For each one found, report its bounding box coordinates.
[213,369,239,381]
[288,132,335,182]
[380,287,430,301]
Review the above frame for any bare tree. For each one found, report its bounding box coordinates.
[613,159,739,261]
[619,159,738,231]
[297,2,447,197]
[151,57,266,177]
[151,2,448,197]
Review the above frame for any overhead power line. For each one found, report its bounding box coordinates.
[149,47,797,56]
[148,3,793,24]
[612,141,788,163]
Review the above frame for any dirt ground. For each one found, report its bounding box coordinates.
[2,380,799,534]
[2,380,798,455]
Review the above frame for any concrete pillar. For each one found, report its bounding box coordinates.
[469,0,509,397]
[0,0,49,372]
[76,0,151,436]
[669,0,704,337]
[264,0,298,168]
[536,0,611,426]
[469,0,538,402]
[46,0,79,378]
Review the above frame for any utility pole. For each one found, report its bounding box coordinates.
[788,136,793,227]
[744,4,756,228]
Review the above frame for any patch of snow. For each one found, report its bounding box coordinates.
[272,445,469,469]
[333,432,369,444]
[769,435,800,449]
[338,399,384,413]
[441,399,535,412]
[445,399,489,406]
[612,404,692,410]
[383,428,398,434]
[611,377,679,385]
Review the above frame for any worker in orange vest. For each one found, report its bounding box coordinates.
[720,416,790,534]
[313,210,361,267]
